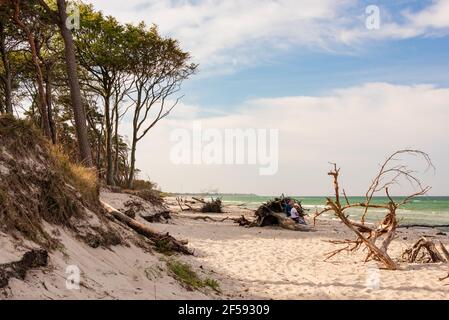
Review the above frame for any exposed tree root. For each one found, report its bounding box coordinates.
[0,249,48,288]
[402,237,445,263]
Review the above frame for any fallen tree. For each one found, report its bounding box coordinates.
[252,198,311,231]
[101,201,191,255]
[314,150,434,270]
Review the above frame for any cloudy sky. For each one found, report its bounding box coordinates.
[84,0,449,196]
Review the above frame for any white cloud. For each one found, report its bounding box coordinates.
[130,83,449,195]
[82,0,449,73]
[338,0,449,43]
[407,0,449,30]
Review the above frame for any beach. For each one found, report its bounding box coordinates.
[4,191,448,300]
[158,197,449,300]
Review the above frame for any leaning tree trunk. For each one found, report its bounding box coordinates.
[11,1,51,138]
[0,22,13,114]
[44,62,57,144]
[104,96,115,186]
[56,0,93,166]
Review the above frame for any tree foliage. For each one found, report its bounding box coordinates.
[0,0,196,188]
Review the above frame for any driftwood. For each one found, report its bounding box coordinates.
[402,238,449,281]
[399,224,449,229]
[234,215,252,227]
[141,211,171,223]
[189,215,230,223]
[101,201,191,255]
[314,150,434,270]
[192,197,206,204]
[0,249,48,288]
[253,199,310,232]
[186,215,252,227]
[176,197,223,213]
[402,237,445,263]
[200,198,223,213]
[439,242,449,281]
[176,197,195,211]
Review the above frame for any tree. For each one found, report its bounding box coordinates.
[37,0,93,164]
[8,0,52,138]
[0,15,15,114]
[74,7,129,183]
[126,24,196,188]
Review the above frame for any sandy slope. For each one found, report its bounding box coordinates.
[2,192,449,300]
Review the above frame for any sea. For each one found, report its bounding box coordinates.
[209,195,449,231]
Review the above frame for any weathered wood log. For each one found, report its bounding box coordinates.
[187,215,252,226]
[189,216,229,222]
[192,197,206,204]
[101,201,192,255]
[0,249,48,288]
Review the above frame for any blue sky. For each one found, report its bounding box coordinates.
[183,36,449,108]
[85,0,449,195]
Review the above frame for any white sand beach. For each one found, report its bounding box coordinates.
[2,191,448,300]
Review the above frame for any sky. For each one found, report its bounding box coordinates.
[83,0,449,196]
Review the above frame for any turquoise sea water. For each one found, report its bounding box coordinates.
[214,195,449,229]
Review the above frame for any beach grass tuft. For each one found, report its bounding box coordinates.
[166,259,220,292]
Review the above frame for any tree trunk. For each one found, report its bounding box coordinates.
[44,63,57,144]
[11,1,51,138]
[101,201,191,255]
[104,96,115,185]
[56,0,93,166]
[113,102,120,183]
[0,21,13,114]
[127,137,137,189]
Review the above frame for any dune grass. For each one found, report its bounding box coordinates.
[166,259,220,292]
[49,144,98,203]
